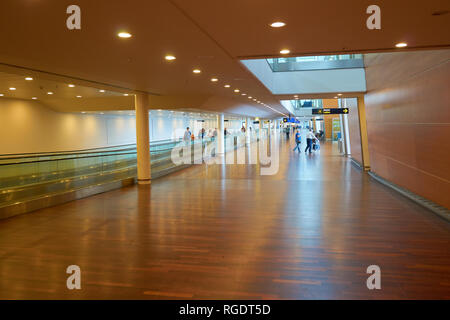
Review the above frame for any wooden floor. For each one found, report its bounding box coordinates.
[0,133,449,299]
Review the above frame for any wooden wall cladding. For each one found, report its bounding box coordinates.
[364,49,450,208]
[345,98,362,165]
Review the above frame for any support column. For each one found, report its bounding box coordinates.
[357,96,370,171]
[135,93,151,184]
[245,117,251,144]
[340,99,351,155]
[259,118,263,140]
[217,114,224,154]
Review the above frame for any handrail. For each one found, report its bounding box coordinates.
[0,135,243,166]
[0,147,138,161]
[0,140,185,161]
[0,143,136,158]
[0,139,218,166]
[0,138,182,158]
[0,151,138,166]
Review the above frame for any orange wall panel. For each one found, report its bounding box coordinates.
[323,99,339,108]
[364,49,450,208]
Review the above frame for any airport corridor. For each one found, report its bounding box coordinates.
[0,135,449,299]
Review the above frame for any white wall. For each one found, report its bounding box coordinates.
[0,98,246,155]
[0,99,136,155]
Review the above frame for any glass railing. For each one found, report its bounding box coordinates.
[290,99,323,110]
[267,54,364,72]
[0,134,257,208]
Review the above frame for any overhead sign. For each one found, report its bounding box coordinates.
[312,108,349,115]
[283,117,300,124]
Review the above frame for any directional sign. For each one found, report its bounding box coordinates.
[283,117,300,123]
[312,108,349,115]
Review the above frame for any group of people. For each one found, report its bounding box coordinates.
[183,125,253,143]
[292,129,320,154]
[183,127,220,143]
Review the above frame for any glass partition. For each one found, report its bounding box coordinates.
[267,54,364,72]
[0,135,257,207]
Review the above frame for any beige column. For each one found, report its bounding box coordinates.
[245,117,251,144]
[217,114,225,154]
[259,118,263,140]
[357,96,371,171]
[135,93,151,184]
[340,99,351,155]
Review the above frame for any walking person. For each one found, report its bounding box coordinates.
[293,130,301,153]
[305,129,316,154]
[183,127,191,144]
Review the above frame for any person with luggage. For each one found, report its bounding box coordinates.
[312,135,320,151]
[305,129,316,154]
[293,130,301,153]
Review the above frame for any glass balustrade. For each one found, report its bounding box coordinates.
[267,54,364,72]
[0,134,252,207]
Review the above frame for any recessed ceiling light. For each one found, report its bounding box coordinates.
[248,96,252,99]
[241,93,247,96]
[193,69,201,74]
[81,111,86,114]
[234,89,240,93]
[270,21,286,28]
[224,84,231,88]
[100,112,105,115]
[280,49,290,54]
[76,95,82,98]
[47,92,53,95]
[0,94,4,97]
[165,55,176,61]
[25,77,33,81]
[118,32,132,38]
[395,42,407,48]
[211,78,218,82]
[68,84,75,88]
[32,97,37,100]
[338,93,342,96]
[294,95,298,98]
[334,96,338,99]
[124,93,129,96]
[99,90,105,93]
[9,87,16,91]
[253,99,257,101]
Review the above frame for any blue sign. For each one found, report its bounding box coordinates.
[283,117,300,124]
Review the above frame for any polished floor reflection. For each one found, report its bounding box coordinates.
[0,134,449,299]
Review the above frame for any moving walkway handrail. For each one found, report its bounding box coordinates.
[0,133,245,165]
[0,151,138,166]
[0,138,218,166]
[0,138,183,159]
